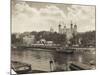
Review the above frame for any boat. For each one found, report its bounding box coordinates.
[11,61,32,74]
[69,62,91,70]
[56,47,74,53]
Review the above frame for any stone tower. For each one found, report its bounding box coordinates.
[74,24,77,36]
[58,24,62,33]
[70,21,73,33]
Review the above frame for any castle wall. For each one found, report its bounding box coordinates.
[66,29,73,41]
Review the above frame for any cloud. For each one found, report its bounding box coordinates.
[12,1,68,33]
[12,1,95,33]
[66,5,95,31]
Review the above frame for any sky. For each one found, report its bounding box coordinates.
[12,0,96,33]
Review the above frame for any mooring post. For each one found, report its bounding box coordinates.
[49,57,55,72]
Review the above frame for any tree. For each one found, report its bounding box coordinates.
[70,31,96,47]
[11,34,16,44]
[11,33,23,46]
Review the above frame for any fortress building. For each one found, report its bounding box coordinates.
[58,22,77,41]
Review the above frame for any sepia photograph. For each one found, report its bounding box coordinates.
[11,0,96,74]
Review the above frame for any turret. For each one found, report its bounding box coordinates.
[74,24,77,35]
[58,24,62,33]
[74,24,77,32]
[63,25,66,34]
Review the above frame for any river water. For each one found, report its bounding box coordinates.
[11,48,96,72]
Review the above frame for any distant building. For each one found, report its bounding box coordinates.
[14,33,20,39]
[23,35,35,46]
[58,21,78,41]
[46,41,53,44]
[39,38,46,44]
[50,27,54,33]
[46,41,54,46]
[36,39,54,46]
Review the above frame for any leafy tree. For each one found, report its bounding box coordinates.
[70,31,96,47]
[11,33,23,46]
[11,34,16,44]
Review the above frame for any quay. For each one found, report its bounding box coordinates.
[15,45,95,53]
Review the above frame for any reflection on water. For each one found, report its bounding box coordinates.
[11,48,96,72]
